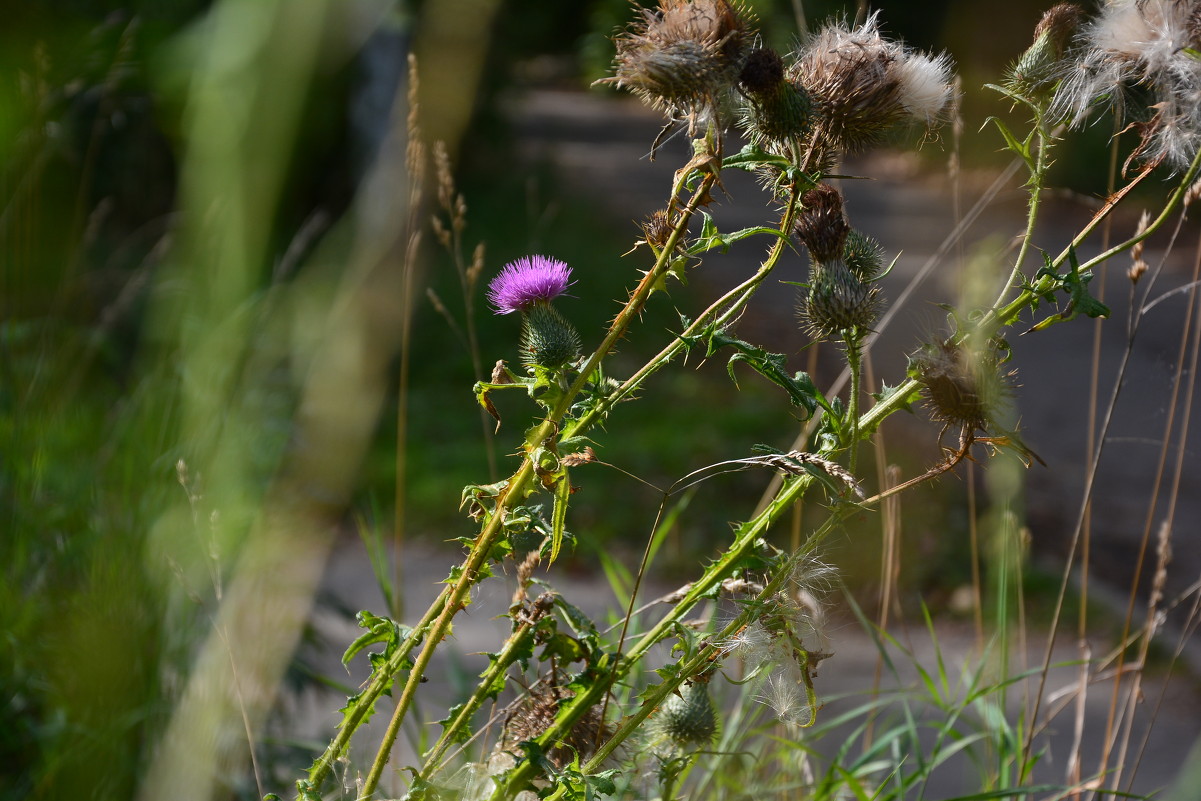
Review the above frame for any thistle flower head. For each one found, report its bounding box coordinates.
[799,260,881,341]
[1050,0,1201,169]
[788,13,955,154]
[910,338,1014,431]
[794,184,850,262]
[487,255,573,314]
[601,0,755,127]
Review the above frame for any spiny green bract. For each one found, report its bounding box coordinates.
[652,681,719,748]
[800,260,880,341]
[520,303,582,369]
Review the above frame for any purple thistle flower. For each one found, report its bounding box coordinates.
[487,255,574,314]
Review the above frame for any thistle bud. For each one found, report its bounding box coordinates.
[1007,3,1083,98]
[653,680,719,748]
[739,47,814,152]
[520,303,582,369]
[799,260,881,341]
[841,229,886,281]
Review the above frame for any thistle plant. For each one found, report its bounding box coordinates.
[289,3,1201,800]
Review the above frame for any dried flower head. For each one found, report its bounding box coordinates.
[1007,4,1084,97]
[487,255,573,315]
[600,0,755,130]
[788,13,954,154]
[794,184,850,262]
[641,209,678,252]
[910,338,1014,432]
[739,46,785,94]
[503,685,612,769]
[1051,0,1201,170]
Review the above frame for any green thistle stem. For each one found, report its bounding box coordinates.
[500,499,851,801]
[561,182,803,441]
[342,173,718,801]
[990,119,1051,313]
[844,330,864,475]
[420,616,537,776]
[359,459,537,796]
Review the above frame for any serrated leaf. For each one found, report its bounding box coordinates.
[702,329,824,418]
[983,115,1034,170]
[585,769,620,798]
[436,703,472,747]
[1026,246,1111,332]
[541,632,587,664]
[687,213,787,255]
[554,595,599,639]
[549,470,571,564]
[342,611,408,667]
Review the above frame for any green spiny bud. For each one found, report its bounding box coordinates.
[800,260,880,341]
[842,229,886,281]
[1007,4,1082,98]
[520,303,582,369]
[654,681,719,748]
[739,48,813,151]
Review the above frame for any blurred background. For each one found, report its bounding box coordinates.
[4,0,1199,798]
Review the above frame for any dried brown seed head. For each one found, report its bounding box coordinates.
[794,184,850,263]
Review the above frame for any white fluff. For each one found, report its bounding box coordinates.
[895,51,956,123]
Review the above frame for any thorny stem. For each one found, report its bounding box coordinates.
[561,182,803,441]
[509,504,850,801]
[360,460,536,796]
[314,59,1201,801]
[990,119,1051,313]
[488,450,853,799]
[342,173,718,800]
[555,173,719,423]
[844,333,863,475]
[303,594,447,789]
[420,615,538,777]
